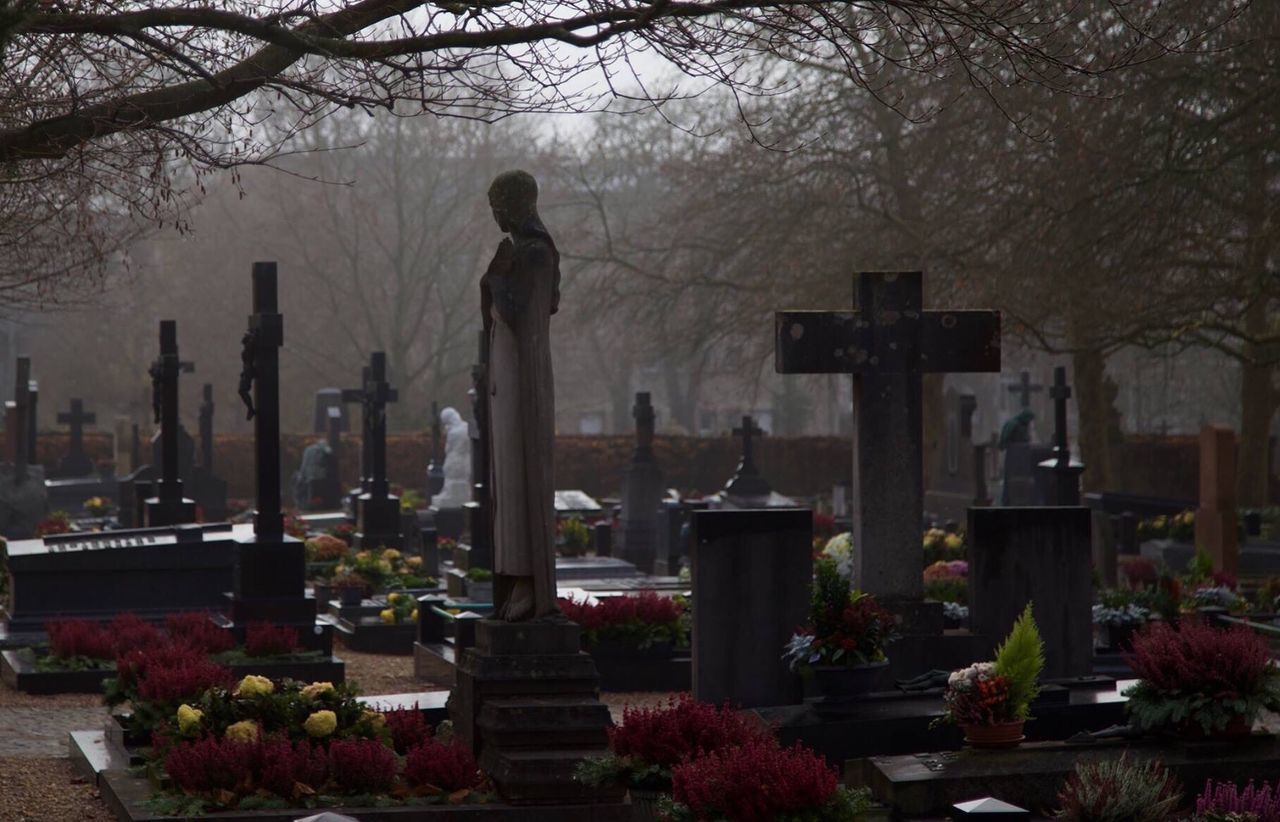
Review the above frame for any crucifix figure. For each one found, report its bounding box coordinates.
[724,415,770,499]
[144,320,197,526]
[776,272,1000,604]
[56,398,97,477]
[1007,370,1043,411]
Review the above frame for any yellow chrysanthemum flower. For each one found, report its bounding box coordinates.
[234,674,274,697]
[176,704,204,735]
[380,608,396,624]
[381,548,401,561]
[301,681,335,700]
[225,720,259,743]
[406,556,423,568]
[360,709,387,729]
[387,592,400,604]
[409,609,418,622]
[303,710,338,738]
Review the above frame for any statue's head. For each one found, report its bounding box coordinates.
[488,170,538,233]
[440,407,462,427]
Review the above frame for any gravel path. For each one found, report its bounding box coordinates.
[0,706,111,756]
[0,756,112,821]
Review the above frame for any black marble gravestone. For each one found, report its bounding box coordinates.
[189,383,229,521]
[618,392,663,573]
[52,399,96,478]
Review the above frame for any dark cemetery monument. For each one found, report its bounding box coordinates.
[999,370,1052,506]
[1034,366,1085,506]
[925,388,991,522]
[25,374,37,465]
[617,391,663,573]
[218,262,336,657]
[347,351,403,549]
[968,506,1093,678]
[721,414,772,503]
[188,383,229,522]
[692,508,813,708]
[426,399,445,497]
[52,398,96,478]
[143,321,198,527]
[45,397,121,517]
[776,271,1000,674]
[341,365,372,512]
[0,356,48,538]
[312,386,349,433]
[461,329,494,570]
[1196,423,1238,574]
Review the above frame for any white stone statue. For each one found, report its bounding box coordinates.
[431,406,472,509]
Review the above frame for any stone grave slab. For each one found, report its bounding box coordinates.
[852,735,1280,818]
[554,555,642,581]
[45,476,119,518]
[555,489,603,516]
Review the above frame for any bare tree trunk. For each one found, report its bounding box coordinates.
[1238,300,1278,506]
[1073,348,1119,492]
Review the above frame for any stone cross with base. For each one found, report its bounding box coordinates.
[776,271,1000,618]
[341,365,373,509]
[350,351,402,548]
[1007,370,1043,411]
[619,391,664,573]
[5,356,32,483]
[223,262,332,652]
[1034,366,1085,506]
[144,321,197,526]
[724,415,771,499]
[55,399,97,477]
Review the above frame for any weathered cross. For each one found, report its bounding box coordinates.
[724,415,770,498]
[1007,370,1042,411]
[150,321,195,501]
[1035,365,1084,506]
[1047,367,1071,467]
[775,272,1000,601]
[246,263,285,539]
[6,356,32,481]
[56,398,97,476]
[198,384,215,473]
[341,366,373,496]
[352,352,398,499]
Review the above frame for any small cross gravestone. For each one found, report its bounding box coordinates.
[143,321,197,527]
[1006,370,1042,411]
[348,352,402,548]
[619,391,664,573]
[723,415,771,500]
[54,399,97,478]
[1034,366,1084,506]
[775,272,1000,613]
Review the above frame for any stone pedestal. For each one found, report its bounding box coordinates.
[450,618,621,805]
[431,506,466,541]
[691,508,812,708]
[1034,457,1084,507]
[222,532,331,654]
[143,481,197,527]
[355,492,402,549]
[463,501,494,569]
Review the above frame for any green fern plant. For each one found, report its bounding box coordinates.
[993,603,1045,720]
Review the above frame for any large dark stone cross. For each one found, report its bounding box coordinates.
[341,365,374,499]
[724,415,770,498]
[775,272,1001,602]
[1035,365,1084,506]
[355,352,397,499]
[145,321,197,526]
[56,398,97,477]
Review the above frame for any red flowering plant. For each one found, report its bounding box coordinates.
[574,694,765,791]
[664,737,871,822]
[243,622,300,657]
[327,521,356,545]
[36,612,164,672]
[34,510,71,537]
[559,591,689,649]
[403,737,484,795]
[1123,620,1280,735]
[105,643,235,737]
[783,557,897,673]
[164,612,236,655]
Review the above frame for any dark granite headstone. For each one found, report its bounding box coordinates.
[1034,366,1084,506]
[968,506,1092,678]
[190,383,228,521]
[926,388,987,522]
[312,387,348,434]
[692,508,812,708]
[143,321,197,527]
[618,392,662,572]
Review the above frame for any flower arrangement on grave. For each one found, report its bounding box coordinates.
[574,695,764,793]
[438,536,457,553]
[332,569,371,600]
[34,510,71,537]
[812,511,837,540]
[283,512,308,539]
[327,522,355,545]
[336,549,395,593]
[820,532,855,583]
[935,604,1044,747]
[1055,753,1182,821]
[783,557,897,675]
[83,496,114,517]
[923,559,968,605]
[380,591,419,625]
[558,591,689,649]
[305,534,348,563]
[399,488,426,512]
[558,516,592,557]
[1118,555,1160,590]
[923,527,965,565]
[1092,589,1150,627]
[145,677,486,816]
[1123,619,1280,737]
[1194,779,1280,821]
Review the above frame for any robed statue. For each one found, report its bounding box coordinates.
[481,170,561,622]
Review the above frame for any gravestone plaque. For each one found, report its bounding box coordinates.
[968,506,1092,678]
[618,392,663,573]
[692,508,812,708]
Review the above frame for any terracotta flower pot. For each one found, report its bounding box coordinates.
[961,719,1025,749]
